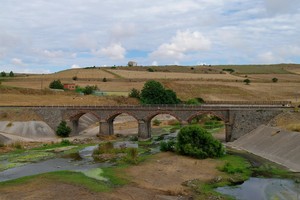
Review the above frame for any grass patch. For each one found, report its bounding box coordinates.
[218,155,252,180]
[0,168,129,192]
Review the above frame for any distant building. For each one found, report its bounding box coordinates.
[63,83,76,90]
[128,61,137,67]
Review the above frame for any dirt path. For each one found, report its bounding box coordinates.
[0,152,222,200]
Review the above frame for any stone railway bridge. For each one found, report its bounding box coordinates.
[0,104,291,142]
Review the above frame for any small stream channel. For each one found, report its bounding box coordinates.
[0,145,111,182]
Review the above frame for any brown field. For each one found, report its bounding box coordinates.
[1,65,300,105]
[106,69,244,81]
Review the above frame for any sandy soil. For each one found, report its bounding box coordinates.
[0,152,221,200]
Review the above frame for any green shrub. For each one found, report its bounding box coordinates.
[129,88,140,99]
[243,79,250,85]
[123,148,139,164]
[152,119,161,126]
[186,98,201,105]
[160,140,176,152]
[60,139,71,145]
[147,68,155,72]
[272,77,278,83]
[72,76,78,81]
[102,78,107,82]
[176,125,224,159]
[220,162,244,174]
[56,121,71,137]
[83,85,98,95]
[49,80,64,89]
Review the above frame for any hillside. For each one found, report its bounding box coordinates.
[1,64,300,105]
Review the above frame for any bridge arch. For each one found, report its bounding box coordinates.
[187,111,227,142]
[145,112,183,137]
[105,112,139,136]
[67,111,101,135]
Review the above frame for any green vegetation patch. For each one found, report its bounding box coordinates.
[0,167,129,193]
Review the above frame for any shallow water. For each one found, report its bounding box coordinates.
[0,145,110,182]
[216,177,300,200]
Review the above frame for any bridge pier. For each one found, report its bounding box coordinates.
[99,120,113,135]
[69,120,79,136]
[138,120,151,139]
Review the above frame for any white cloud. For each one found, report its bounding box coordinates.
[11,58,25,66]
[152,61,158,66]
[40,49,64,58]
[99,43,126,60]
[151,30,211,60]
[71,64,80,69]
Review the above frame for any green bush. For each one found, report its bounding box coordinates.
[243,79,250,85]
[147,68,155,72]
[272,77,278,83]
[123,148,139,164]
[56,121,72,137]
[160,140,176,152]
[129,88,140,99]
[83,85,98,95]
[102,78,107,82]
[220,162,244,174]
[152,119,161,126]
[49,80,64,89]
[186,98,201,105]
[60,139,71,145]
[176,125,224,159]
[72,76,78,81]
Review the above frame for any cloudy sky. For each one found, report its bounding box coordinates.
[0,0,300,73]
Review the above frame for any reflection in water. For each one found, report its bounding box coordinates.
[216,177,300,200]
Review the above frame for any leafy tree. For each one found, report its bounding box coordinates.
[49,80,64,89]
[56,120,71,137]
[272,77,278,83]
[9,71,14,77]
[83,85,98,95]
[176,125,224,159]
[129,88,140,99]
[0,71,6,77]
[140,80,180,104]
[243,79,250,85]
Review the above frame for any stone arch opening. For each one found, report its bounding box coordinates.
[148,112,182,137]
[187,112,226,142]
[69,111,100,135]
[107,112,138,136]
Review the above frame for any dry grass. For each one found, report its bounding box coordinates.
[0,93,139,106]
[286,124,300,132]
[212,64,296,74]
[245,74,300,82]
[285,65,300,74]
[106,69,244,81]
